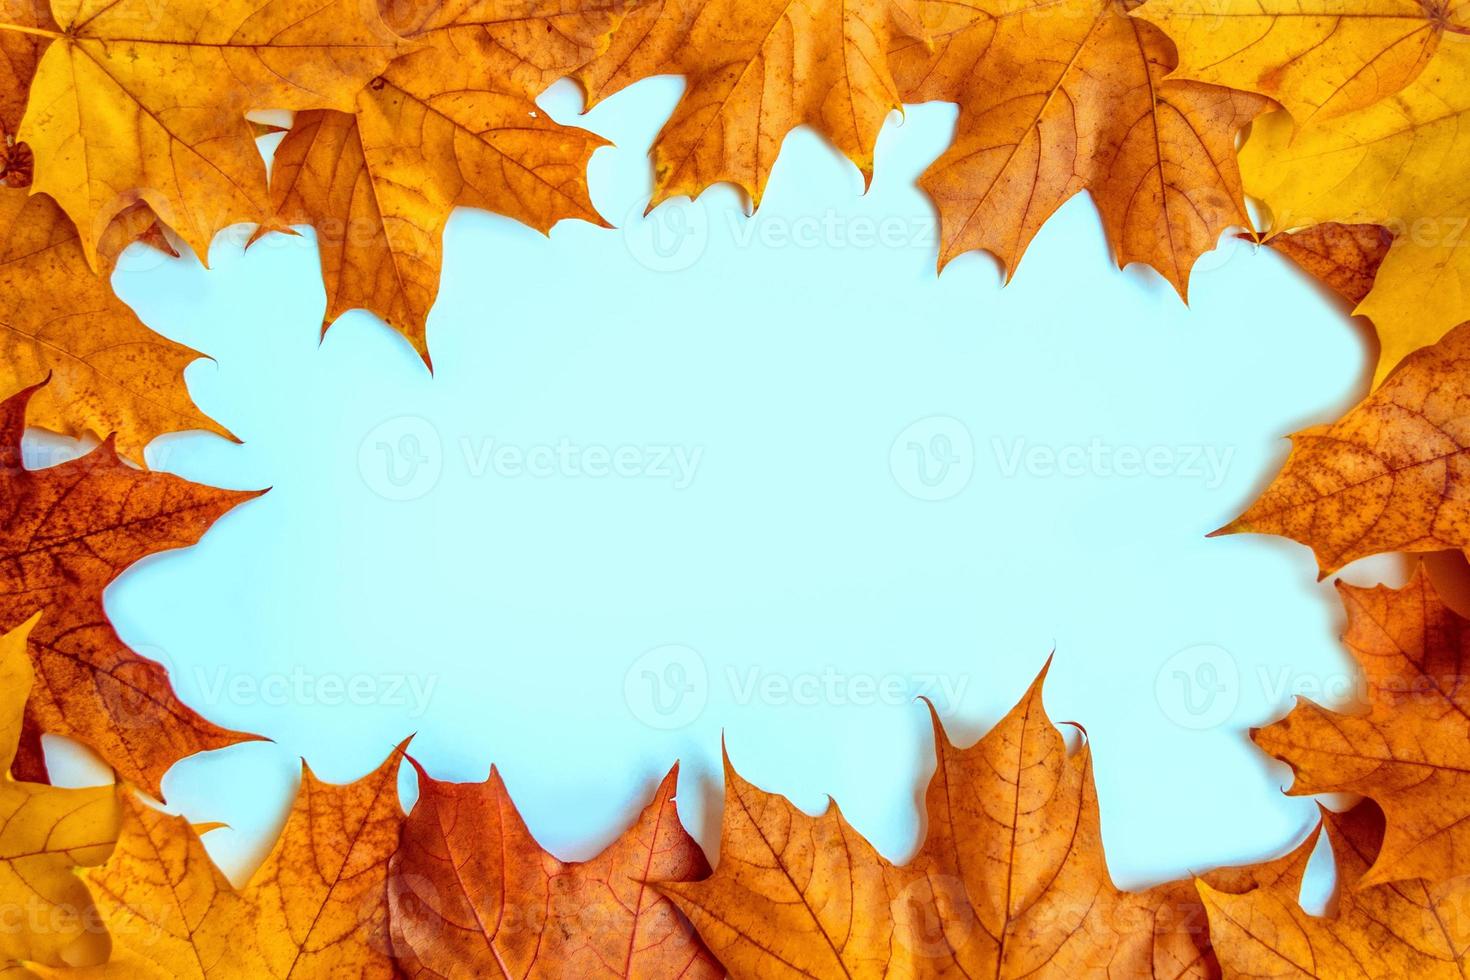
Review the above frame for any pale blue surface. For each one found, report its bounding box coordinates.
[43,77,1393,900]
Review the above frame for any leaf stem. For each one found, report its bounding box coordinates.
[0,22,63,39]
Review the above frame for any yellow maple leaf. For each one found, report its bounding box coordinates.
[891,0,1266,296]
[577,0,924,211]
[2,0,400,265]
[31,744,406,979]
[0,0,53,136]
[0,614,119,969]
[269,0,613,358]
[1135,0,1470,122]
[1238,40,1470,386]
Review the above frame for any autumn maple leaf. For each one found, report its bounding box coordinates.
[0,615,119,969]
[0,380,260,796]
[268,0,615,360]
[388,761,720,978]
[662,666,1289,978]
[576,0,925,213]
[24,743,407,979]
[1232,39,1470,387]
[1201,801,1470,977]
[887,0,1265,297]
[0,0,52,139]
[1,0,401,265]
[1213,322,1470,574]
[1252,568,1470,886]
[1135,0,1469,122]
[1257,223,1396,307]
[0,187,228,463]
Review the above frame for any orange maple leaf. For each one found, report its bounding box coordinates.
[1254,568,1470,886]
[1214,320,1470,574]
[268,0,614,360]
[27,743,407,979]
[662,667,1290,978]
[890,0,1266,296]
[0,381,260,796]
[577,0,925,212]
[1202,801,1470,977]
[0,187,229,463]
[388,762,721,978]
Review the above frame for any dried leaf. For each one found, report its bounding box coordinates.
[1214,322,1470,574]
[577,0,923,211]
[663,667,1276,978]
[269,0,612,359]
[1253,568,1470,886]
[0,381,260,795]
[891,0,1265,296]
[34,744,406,979]
[0,614,118,968]
[0,0,54,138]
[4,0,400,264]
[0,187,228,462]
[1260,223,1395,306]
[1134,0,1469,121]
[1237,42,1470,386]
[1201,802,1470,977]
[389,762,719,978]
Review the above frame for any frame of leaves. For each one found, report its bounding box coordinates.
[1,0,1469,976]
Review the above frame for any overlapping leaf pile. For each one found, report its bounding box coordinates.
[2,0,1470,975]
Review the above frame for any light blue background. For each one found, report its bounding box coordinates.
[42,77,1396,903]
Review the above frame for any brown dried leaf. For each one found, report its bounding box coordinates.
[1254,568,1470,886]
[0,381,260,795]
[1261,223,1395,306]
[389,762,720,978]
[1202,802,1470,977]
[1215,321,1470,574]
